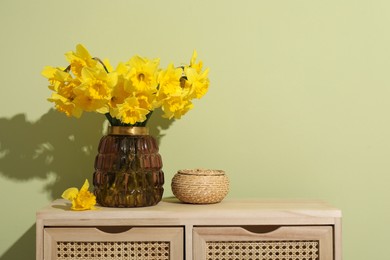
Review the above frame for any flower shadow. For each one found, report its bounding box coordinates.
[0,108,174,199]
[0,109,174,260]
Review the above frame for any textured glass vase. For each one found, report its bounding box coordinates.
[93,126,164,207]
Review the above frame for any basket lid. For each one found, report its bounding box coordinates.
[177,169,225,176]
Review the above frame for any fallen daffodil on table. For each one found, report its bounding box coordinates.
[62,179,97,211]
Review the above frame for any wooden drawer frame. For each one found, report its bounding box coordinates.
[44,226,183,260]
[193,226,333,260]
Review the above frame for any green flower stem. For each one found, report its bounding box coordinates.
[105,111,153,127]
[93,57,109,73]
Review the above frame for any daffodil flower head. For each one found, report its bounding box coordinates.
[62,179,97,211]
[157,64,183,98]
[65,44,98,78]
[111,96,150,124]
[161,96,194,119]
[184,66,210,99]
[126,55,160,93]
[48,93,83,118]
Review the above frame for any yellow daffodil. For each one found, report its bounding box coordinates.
[126,56,160,92]
[157,64,183,98]
[136,90,155,111]
[62,179,97,211]
[78,66,117,100]
[109,79,129,111]
[69,66,117,114]
[48,93,83,118]
[65,44,99,78]
[41,66,70,91]
[43,44,210,126]
[42,67,83,118]
[112,96,150,124]
[184,66,210,99]
[72,93,108,114]
[161,96,194,119]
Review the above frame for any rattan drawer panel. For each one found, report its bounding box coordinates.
[44,226,183,260]
[193,226,333,260]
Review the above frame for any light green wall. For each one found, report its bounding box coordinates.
[1,0,389,259]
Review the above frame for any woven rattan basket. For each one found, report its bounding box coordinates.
[171,169,229,204]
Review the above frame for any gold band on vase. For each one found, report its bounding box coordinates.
[108,126,149,135]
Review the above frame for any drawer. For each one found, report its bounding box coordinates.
[44,226,183,260]
[193,226,333,260]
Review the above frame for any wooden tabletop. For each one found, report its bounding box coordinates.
[37,198,341,226]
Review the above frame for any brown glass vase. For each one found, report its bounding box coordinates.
[93,126,164,207]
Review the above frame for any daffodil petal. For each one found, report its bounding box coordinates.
[80,179,90,192]
[62,188,79,201]
[76,44,93,61]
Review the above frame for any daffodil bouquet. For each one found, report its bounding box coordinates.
[42,44,209,126]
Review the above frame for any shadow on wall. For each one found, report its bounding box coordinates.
[0,108,173,260]
[0,109,105,198]
[0,108,172,199]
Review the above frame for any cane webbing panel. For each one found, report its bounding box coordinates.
[205,240,319,260]
[56,241,170,260]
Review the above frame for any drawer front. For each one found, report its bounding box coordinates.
[44,226,183,260]
[193,226,333,260]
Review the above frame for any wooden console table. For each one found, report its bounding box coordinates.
[36,198,342,260]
